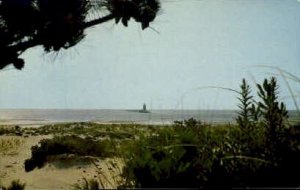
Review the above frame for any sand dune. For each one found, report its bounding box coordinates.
[0,134,123,189]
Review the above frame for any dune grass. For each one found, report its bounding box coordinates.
[19,118,300,188]
[0,137,24,155]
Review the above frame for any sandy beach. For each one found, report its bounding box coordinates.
[0,124,124,190]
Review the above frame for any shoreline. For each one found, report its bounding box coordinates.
[0,120,237,128]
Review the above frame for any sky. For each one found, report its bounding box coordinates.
[0,0,299,110]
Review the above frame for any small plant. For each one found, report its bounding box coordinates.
[73,178,101,190]
[0,127,5,135]
[0,127,10,135]
[174,118,202,128]
[236,78,256,130]
[257,77,289,147]
[2,180,26,190]
[235,79,265,154]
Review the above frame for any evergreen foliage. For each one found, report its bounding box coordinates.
[236,78,255,129]
[257,77,289,146]
[0,0,161,70]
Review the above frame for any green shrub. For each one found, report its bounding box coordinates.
[121,137,202,187]
[25,135,114,172]
[0,127,12,135]
[3,180,26,190]
[120,119,300,188]
[121,120,243,188]
[119,76,300,188]
[257,77,288,132]
[236,78,256,130]
[257,77,289,155]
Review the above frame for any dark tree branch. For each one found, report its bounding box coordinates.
[84,13,115,29]
[10,13,115,53]
[1,0,160,70]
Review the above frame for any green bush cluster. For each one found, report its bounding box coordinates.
[0,127,10,135]
[24,135,114,172]
[0,126,23,136]
[119,77,300,188]
[1,180,26,190]
[121,119,244,188]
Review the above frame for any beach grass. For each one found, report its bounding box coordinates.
[0,137,24,155]
[1,118,300,189]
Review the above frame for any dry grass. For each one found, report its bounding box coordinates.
[95,157,125,188]
[0,137,24,155]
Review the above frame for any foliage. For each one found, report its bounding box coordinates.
[2,180,26,190]
[24,135,114,172]
[120,121,300,188]
[0,127,9,135]
[73,178,101,190]
[236,78,256,129]
[235,79,265,154]
[118,77,299,189]
[121,127,200,187]
[0,126,18,135]
[257,77,289,153]
[121,119,245,188]
[0,126,24,136]
[0,0,161,70]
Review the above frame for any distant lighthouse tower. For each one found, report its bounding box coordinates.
[139,103,150,113]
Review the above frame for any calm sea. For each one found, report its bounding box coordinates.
[0,109,299,125]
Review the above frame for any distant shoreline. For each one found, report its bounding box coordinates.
[0,109,299,127]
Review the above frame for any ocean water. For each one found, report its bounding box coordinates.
[0,109,299,125]
[0,109,239,125]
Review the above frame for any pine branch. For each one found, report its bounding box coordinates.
[9,13,115,52]
[0,0,161,70]
[84,13,115,29]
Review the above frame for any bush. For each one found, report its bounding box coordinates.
[25,135,114,172]
[121,121,300,188]
[121,120,245,188]
[257,77,288,140]
[236,78,256,130]
[0,127,12,135]
[119,77,299,188]
[122,137,202,187]
[2,180,26,190]
[256,77,289,158]
[73,178,101,190]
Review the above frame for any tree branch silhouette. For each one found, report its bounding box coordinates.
[9,13,115,52]
[0,0,161,70]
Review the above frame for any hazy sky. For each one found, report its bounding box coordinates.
[0,0,299,110]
